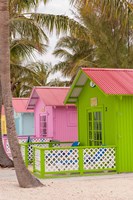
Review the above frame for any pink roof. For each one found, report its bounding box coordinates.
[83,68,133,95]
[1,98,33,114]
[27,87,71,109]
[12,98,33,113]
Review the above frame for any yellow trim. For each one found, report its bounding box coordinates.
[1,115,7,134]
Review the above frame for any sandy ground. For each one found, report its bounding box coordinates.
[0,168,133,200]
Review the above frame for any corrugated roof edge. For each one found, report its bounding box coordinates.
[31,86,70,89]
[64,67,121,104]
[82,68,108,96]
[65,67,133,104]
[12,97,29,100]
[35,86,71,106]
[82,67,133,95]
[82,67,133,72]
[27,86,71,109]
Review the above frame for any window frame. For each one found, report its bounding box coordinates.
[87,106,104,146]
[39,114,47,137]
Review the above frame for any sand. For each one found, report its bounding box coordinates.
[0,168,133,200]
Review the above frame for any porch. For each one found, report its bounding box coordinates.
[20,142,116,178]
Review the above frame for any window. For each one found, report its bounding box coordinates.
[40,115,47,137]
[67,110,77,127]
[88,110,103,146]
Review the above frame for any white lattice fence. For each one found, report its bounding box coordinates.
[45,149,79,172]
[21,145,25,159]
[2,137,51,157]
[83,148,116,170]
[19,138,27,143]
[5,141,11,154]
[28,144,49,162]
[60,143,73,147]
[31,138,50,143]
[3,139,27,158]
[35,149,41,171]
[51,142,73,148]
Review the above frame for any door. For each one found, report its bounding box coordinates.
[88,108,103,146]
[40,114,47,137]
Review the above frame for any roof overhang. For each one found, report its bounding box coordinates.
[64,69,88,104]
[26,88,39,110]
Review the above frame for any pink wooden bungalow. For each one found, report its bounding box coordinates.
[2,98,34,136]
[27,87,78,142]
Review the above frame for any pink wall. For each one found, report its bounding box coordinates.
[34,99,78,141]
[53,106,78,142]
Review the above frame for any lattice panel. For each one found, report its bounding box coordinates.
[28,144,49,162]
[83,148,116,170]
[19,139,27,143]
[3,137,51,159]
[35,149,41,171]
[19,137,50,143]
[31,138,48,142]
[45,149,79,172]
[6,141,11,153]
[21,146,25,160]
[60,143,73,147]
[52,143,60,147]
[51,143,72,148]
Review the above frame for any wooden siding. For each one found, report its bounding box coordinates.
[77,79,116,146]
[34,99,54,138]
[115,96,133,172]
[53,106,78,142]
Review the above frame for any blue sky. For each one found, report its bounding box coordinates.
[37,0,72,65]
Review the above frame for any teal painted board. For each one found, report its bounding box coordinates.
[15,117,20,135]
[14,112,34,136]
[12,98,34,136]
[22,113,34,135]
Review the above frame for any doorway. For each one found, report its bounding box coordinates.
[88,108,103,146]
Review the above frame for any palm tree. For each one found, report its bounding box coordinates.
[11,61,70,97]
[0,0,43,188]
[53,36,95,78]
[0,81,13,167]
[0,0,91,184]
[0,0,79,186]
[53,0,133,79]
[0,0,50,168]
[9,0,88,95]
[23,62,66,87]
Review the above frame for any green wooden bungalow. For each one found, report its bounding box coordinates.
[64,68,133,173]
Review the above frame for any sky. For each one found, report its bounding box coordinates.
[37,0,72,65]
[38,0,72,16]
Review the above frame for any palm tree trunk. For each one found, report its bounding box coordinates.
[0,81,14,167]
[0,0,43,188]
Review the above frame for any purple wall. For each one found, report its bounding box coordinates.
[34,99,78,141]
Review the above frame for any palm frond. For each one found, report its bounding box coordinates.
[30,13,89,39]
[10,38,47,62]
